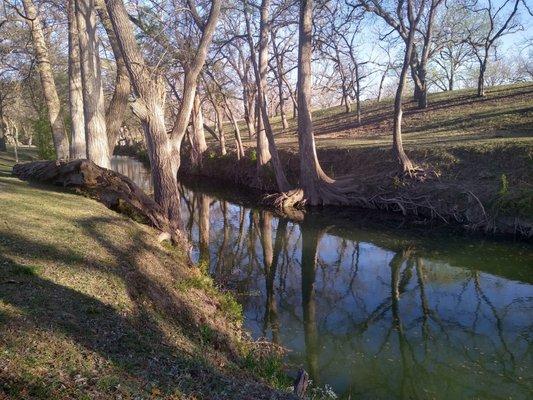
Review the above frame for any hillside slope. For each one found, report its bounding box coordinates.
[192,83,533,236]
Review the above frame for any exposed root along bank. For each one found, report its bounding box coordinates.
[179,146,533,238]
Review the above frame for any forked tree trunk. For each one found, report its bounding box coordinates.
[68,0,86,159]
[169,0,221,173]
[105,0,181,232]
[75,0,110,168]
[22,0,70,160]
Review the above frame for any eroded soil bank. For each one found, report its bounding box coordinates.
[179,142,533,238]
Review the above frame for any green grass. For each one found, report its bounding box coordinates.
[228,83,533,152]
[0,149,291,399]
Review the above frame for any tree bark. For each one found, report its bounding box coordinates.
[295,0,345,205]
[75,0,110,168]
[393,12,416,173]
[22,0,70,160]
[190,92,207,168]
[68,0,86,159]
[256,0,290,191]
[95,0,131,153]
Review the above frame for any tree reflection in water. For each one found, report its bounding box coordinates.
[173,183,532,399]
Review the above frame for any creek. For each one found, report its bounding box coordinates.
[111,155,533,399]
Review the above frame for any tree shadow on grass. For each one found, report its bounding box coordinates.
[0,216,290,399]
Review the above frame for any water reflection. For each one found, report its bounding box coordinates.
[111,158,533,399]
[179,190,532,399]
[111,156,153,192]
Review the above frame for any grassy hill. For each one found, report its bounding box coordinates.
[244,82,532,151]
[196,83,533,236]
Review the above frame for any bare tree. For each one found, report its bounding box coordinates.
[464,0,523,97]
[75,0,110,167]
[357,0,444,109]
[95,0,131,153]
[21,0,70,159]
[105,0,181,231]
[67,0,86,159]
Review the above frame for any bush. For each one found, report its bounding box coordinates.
[33,115,55,160]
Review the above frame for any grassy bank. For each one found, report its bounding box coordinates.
[184,83,533,237]
[0,149,292,399]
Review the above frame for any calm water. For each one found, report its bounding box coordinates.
[111,156,533,399]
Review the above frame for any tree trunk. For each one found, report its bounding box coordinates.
[255,106,271,162]
[355,63,361,124]
[75,0,110,168]
[13,159,171,233]
[256,0,290,191]
[105,0,181,232]
[243,85,255,139]
[68,0,86,159]
[477,54,487,97]
[190,93,207,168]
[0,103,7,152]
[393,24,415,173]
[212,97,227,156]
[224,103,245,159]
[22,0,70,160]
[296,0,344,205]
[449,65,454,91]
[417,66,428,109]
[95,0,131,154]
[271,30,289,131]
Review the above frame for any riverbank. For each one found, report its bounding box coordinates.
[180,83,533,238]
[0,149,292,399]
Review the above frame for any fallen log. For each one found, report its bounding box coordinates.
[12,159,170,233]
